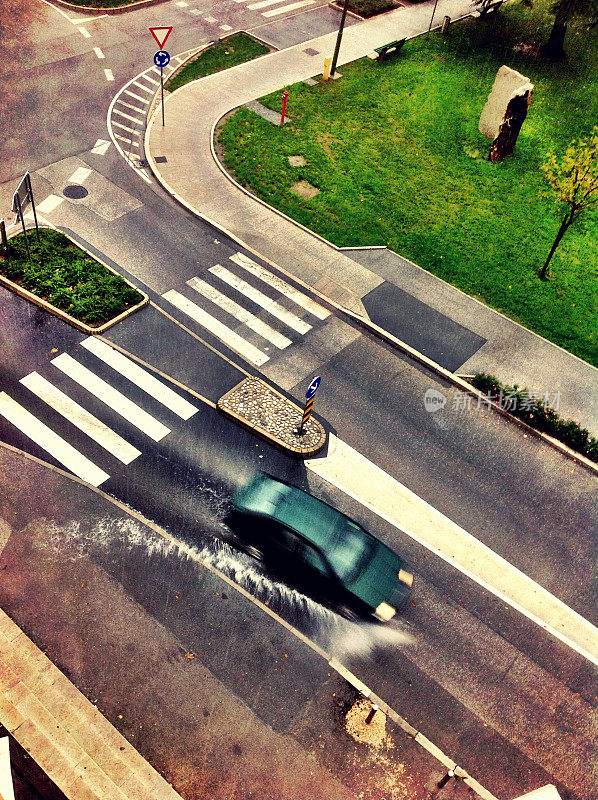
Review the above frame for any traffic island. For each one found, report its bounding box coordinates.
[218,377,327,458]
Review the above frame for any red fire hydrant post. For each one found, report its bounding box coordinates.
[280,90,289,126]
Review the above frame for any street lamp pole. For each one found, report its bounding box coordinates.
[330,0,350,78]
[426,0,440,37]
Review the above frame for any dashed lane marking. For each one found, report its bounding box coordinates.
[51,353,170,442]
[36,195,64,214]
[220,24,233,30]
[91,139,111,155]
[81,337,199,421]
[204,16,218,23]
[209,264,312,335]
[79,26,91,38]
[0,391,110,487]
[104,68,114,81]
[162,290,270,367]
[93,47,105,59]
[67,167,92,183]
[20,372,141,465]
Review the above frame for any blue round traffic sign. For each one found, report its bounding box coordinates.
[154,50,170,68]
[306,376,321,400]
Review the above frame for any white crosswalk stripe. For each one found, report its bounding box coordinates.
[123,89,150,105]
[118,99,147,115]
[0,391,110,487]
[247,0,286,9]
[51,353,170,442]
[163,290,269,367]
[113,108,144,125]
[261,0,314,14]
[132,81,155,94]
[229,253,330,320]
[187,277,292,349]
[209,265,312,335]
[20,372,141,465]
[81,338,198,420]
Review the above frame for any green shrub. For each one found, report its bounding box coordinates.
[346,0,395,17]
[1,229,143,326]
[471,372,597,462]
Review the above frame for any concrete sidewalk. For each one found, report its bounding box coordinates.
[145,0,597,435]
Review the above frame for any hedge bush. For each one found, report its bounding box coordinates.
[346,0,395,16]
[471,373,598,462]
[1,229,143,326]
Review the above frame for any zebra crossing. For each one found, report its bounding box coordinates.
[175,0,316,20]
[161,252,330,367]
[0,339,199,487]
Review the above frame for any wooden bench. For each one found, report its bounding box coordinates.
[369,39,406,62]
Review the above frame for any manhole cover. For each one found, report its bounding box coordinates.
[63,184,88,199]
[303,48,319,56]
[154,156,168,163]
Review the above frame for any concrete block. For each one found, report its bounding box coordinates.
[479,65,533,139]
[0,693,25,733]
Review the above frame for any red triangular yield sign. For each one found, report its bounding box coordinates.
[149,27,172,49]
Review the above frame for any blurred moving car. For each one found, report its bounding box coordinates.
[228,473,413,621]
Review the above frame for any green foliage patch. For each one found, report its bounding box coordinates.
[166,34,270,93]
[1,229,143,326]
[472,373,598,461]
[218,1,598,365]
[345,0,396,17]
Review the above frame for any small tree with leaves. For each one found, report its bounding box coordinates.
[539,126,598,280]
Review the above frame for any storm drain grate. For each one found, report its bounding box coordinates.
[303,48,319,56]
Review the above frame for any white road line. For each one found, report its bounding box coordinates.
[20,372,141,465]
[141,74,160,86]
[114,134,139,147]
[36,195,63,214]
[188,8,202,14]
[229,253,330,320]
[162,290,269,367]
[67,167,92,184]
[93,47,105,59]
[104,69,114,82]
[204,16,218,23]
[133,81,155,94]
[220,24,233,31]
[175,0,188,4]
[262,0,314,14]
[91,139,111,155]
[81,338,198,420]
[117,99,147,115]
[51,353,170,442]
[306,436,598,667]
[112,121,138,135]
[187,277,293,349]
[149,67,162,76]
[209,265,312,335]
[123,90,150,105]
[247,0,285,9]
[0,392,110,487]
[113,108,144,125]
[79,26,91,38]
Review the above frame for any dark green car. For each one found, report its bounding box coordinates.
[228,473,413,621]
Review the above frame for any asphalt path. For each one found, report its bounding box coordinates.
[1,2,597,799]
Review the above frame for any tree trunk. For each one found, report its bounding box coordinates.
[543,14,567,58]
[539,214,570,279]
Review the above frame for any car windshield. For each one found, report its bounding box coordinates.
[326,520,371,582]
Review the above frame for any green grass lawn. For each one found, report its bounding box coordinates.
[218,1,598,366]
[1,230,143,326]
[166,34,270,94]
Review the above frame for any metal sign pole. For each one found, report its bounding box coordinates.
[161,66,165,126]
[26,173,40,242]
[0,219,8,262]
[15,193,30,260]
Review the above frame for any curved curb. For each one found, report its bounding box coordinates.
[0,438,498,800]
[2,225,148,334]
[47,0,168,15]
[142,49,597,475]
